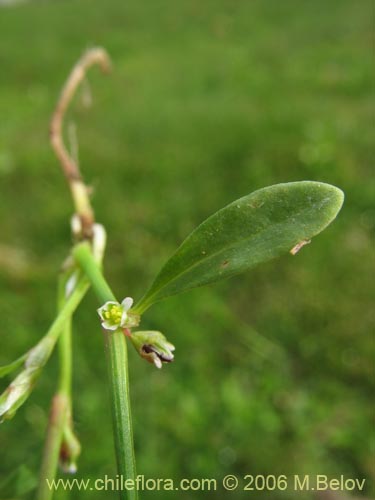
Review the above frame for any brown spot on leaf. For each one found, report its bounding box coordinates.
[290,239,311,255]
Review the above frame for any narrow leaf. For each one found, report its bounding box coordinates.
[134,181,344,312]
[0,355,27,378]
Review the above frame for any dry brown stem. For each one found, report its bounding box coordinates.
[50,47,111,238]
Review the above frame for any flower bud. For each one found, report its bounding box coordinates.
[130,331,175,369]
[59,423,81,474]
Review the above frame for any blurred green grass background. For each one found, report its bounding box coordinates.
[0,0,374,498]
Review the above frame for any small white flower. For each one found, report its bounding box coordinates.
[97,297,137,331]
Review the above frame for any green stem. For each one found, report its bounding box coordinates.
[36,393,69,500]
[45,275,89,346]
[73,243,114,303]
[72,242,138,500]
[106,330,136,500]
[58,276,73,396]
[36,274,88,500]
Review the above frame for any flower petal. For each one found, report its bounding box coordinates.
[101,320,118,331]
[120,310,128,327]
[97,307,106,320]
[153,356,162,369]
[165,342,175,352]
[121,297,133,311]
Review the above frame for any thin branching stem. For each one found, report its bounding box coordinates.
[44,53,110,492]
[38,48,112,498]
[50,47,111,237]
[46,48,138,500]
[37,393,69,500]
[37,273,75,500]
[57,276,73,397]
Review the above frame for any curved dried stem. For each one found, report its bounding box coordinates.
[50,47,111,238]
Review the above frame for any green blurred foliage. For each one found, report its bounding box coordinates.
[0,0,373,498]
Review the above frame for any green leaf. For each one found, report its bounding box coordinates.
[134,181,344,313]
[0,354,27,378]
